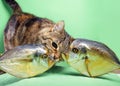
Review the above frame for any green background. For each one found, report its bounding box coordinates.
[0,0,120,86]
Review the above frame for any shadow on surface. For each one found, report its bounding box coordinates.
[65,72,120,82]
[0,76,21,86]
[97,75,120,82]
[47,65,65,73]
[35,65,120,83]
[35,65,65,78]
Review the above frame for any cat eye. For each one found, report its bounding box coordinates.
[72,48,79,53]
[52,42,58,49]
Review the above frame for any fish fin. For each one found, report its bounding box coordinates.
[112,68,120,74]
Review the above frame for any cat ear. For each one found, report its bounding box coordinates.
[53,21,65,32]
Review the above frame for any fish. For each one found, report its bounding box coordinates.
[62,39,120,77]
[0,44,55,78]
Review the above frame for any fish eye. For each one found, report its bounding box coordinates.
[72,48,79,53]
[42,54,48,58]
[52,42,58,49]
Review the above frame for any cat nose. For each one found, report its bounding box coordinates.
[54,52,60,61]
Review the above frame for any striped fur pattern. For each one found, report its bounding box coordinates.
[4,0,73,60]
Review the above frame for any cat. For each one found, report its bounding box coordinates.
[3,0,74,60]
[1,0,120,77]
[0,0,74,74]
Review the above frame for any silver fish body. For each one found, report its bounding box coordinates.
[62,39,120,77]
[0,44,55,78]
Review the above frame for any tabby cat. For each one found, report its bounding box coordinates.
[4,0,73,60]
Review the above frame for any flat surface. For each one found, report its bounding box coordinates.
[0,0,120,86]
[0,62,120,86]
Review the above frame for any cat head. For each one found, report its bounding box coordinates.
[38,21,72,60]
